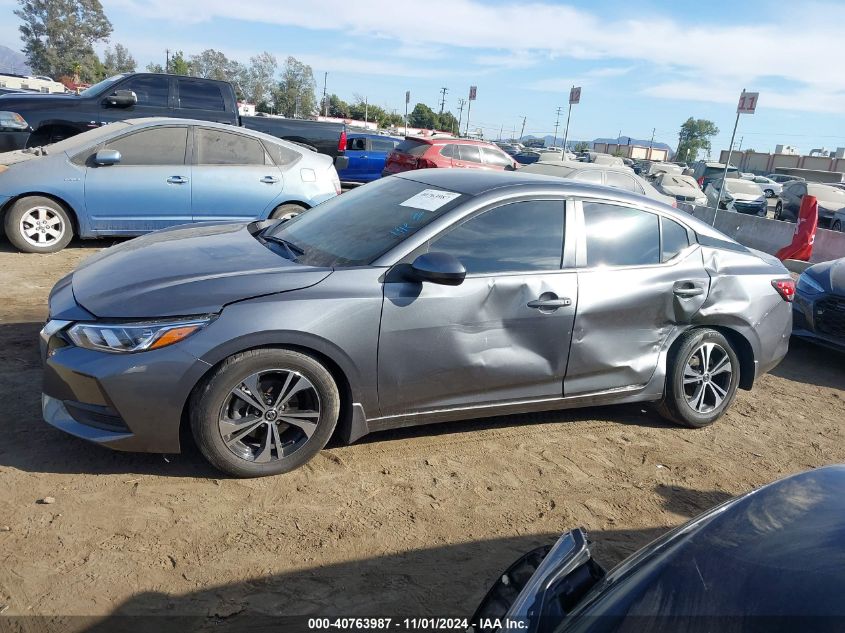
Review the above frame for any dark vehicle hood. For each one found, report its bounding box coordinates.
[71,222,332,318]
[0,93,81,110]
[805,257,845,293]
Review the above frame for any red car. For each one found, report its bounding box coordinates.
[382,137,518,176]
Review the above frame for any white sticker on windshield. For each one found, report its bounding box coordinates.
[399,189,461,211]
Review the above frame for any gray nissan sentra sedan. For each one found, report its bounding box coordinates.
[41,169,794,477]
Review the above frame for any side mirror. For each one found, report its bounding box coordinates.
[94,149,121,166]
[504,163,516,171]
[103,89,137,108]
[410,252,466,286]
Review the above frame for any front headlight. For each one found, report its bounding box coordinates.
[797,274,825,295]
[0,111,29,130]
[67,317,212,353]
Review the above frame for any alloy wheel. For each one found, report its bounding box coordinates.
[218,368,321,463]
[20,206,65,247]
[682,342,733,414]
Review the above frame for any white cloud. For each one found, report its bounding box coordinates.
[105,0,845,113]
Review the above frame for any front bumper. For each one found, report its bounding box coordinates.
[0,129,29,153]
[793,291,845,353]
[41,325,212,453]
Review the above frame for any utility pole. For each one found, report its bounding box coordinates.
[499,124,503,140]
[716,90,746,219]
[364,97,368,125]
[648,127,655,159]
[322,72,328,117]
[519,116,527,141]
[457,99,466,137]
[553,106,563,146]
[511,125,516,141]
[562,89,574,152]
[165,49,170,73]
[439,87,448,116]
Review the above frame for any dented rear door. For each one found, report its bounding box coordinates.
[377,199,575,416]
[564,200,708,396]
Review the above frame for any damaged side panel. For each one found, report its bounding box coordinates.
[564,247,709,396]
[378,271,578,416]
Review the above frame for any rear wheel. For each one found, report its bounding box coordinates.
[833,220,842,232]
[657,329,740,428]
[774,201,783,220]
[764,188,774,197]
[190,348,340,477]
[270,203,306,221]
[4,196,74,253]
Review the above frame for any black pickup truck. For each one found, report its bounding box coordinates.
[0,72,347,165]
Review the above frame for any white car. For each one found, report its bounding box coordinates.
[654,172,707,206]
[705,178,768,216]
[742,174,783,197]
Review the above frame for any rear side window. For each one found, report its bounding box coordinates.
[196,128,266,165]
[440,144,457,158]
[430,200,565,274]
[394,139,429,156]
[606,171,643,193]
[120,75,169,107]
[178,79,225,111]
[263,140,300,167]
[347,137,366,151]
[573,170,603,184]
[661,217,690,262]
[583,202,659,267]
[481,147,513,167]
[370,138,398,152]
[104,126,188,165]
[457,144,482,163]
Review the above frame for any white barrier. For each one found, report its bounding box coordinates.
[680,205,845,263]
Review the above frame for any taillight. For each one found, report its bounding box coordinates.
[772,278,795,302]
[338,129,346,154]
[416,157,437,169]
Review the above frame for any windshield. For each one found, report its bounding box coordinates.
[267,177,466,267]
[808,183,845,207]
[79,74,127,97]
[662,175,699,189]
[704,165,738,177]
[45,121,131,153]
[725,179,763,195]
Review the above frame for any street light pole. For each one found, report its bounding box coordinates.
[716,89,745,218]
[561,101,573,152]
[519,116,526,142]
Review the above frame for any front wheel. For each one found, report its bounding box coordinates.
[833,220,842,232]
[190,348,340,477]
[774,202,783,220]
[657,329,740,428]
[4,195,74,253]
[764,188,774,197]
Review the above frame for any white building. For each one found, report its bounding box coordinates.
[774,144,799,155]
[0,74,66,93]
[237,102,256,116]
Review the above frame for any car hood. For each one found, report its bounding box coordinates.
[729,192,766,203]
[804,257,845,293]
[71,222,332,318]
[661,184,704,198]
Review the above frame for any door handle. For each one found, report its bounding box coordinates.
[260,176,280,184]
[673,285,704,297]
[527,297,572,310]
[166,176,188,184]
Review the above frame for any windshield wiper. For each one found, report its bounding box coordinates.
[261,233,305,258]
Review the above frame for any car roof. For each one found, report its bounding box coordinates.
[524,160,632,174]
[116,117,299,148]
[408,136,492,146]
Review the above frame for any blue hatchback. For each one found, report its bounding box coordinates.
[337,133,401,183]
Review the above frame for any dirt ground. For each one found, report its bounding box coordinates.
[0,239,843,631]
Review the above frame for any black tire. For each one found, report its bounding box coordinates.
[657,328,740,429]
[270,203,306,221]
[833,220,842,232]
[774,202,783,220]
[4,195,74,253]
[190,348,340,477]
[764,189,774,197]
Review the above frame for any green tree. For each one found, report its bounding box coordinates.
[242,51,277,106]
[325,93,350,118]
[16,0,112,80]
[676,117,719,163]
[273,56,316,118]
[438,111,458,133]
[102,43,135,75]
[574,141,590,152]
[408,103,437,129]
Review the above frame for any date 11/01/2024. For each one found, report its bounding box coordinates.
[307,617,522,631]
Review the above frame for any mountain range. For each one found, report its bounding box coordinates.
[0,45,31,75]
[521,134,672,151]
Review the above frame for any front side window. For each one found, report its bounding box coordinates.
[370,138,398,152]
[103,126,188,165]
[178,79,225,111]
[347,137,366,151]
[606,171,641,193]
[583,202,659,267]
[430,200,565,274]
[120,75,170,107]
[481,147,513,167]
[195,128,265,165]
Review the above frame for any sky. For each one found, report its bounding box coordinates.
[1,0,843,155]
